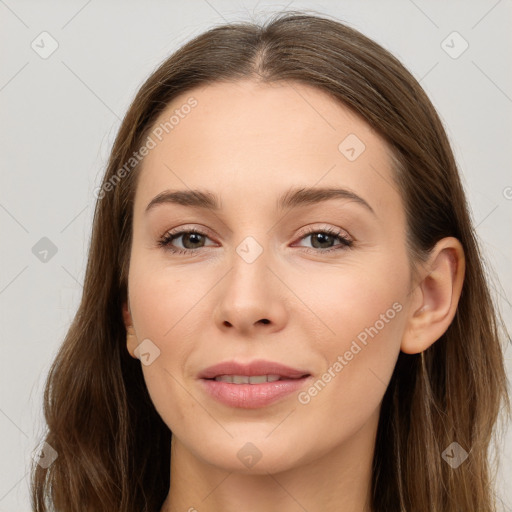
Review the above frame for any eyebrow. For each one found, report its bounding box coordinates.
[145,187,375,216]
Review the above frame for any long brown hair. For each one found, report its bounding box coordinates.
[31,10,510,511]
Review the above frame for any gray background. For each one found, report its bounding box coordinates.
[1,0,511,510]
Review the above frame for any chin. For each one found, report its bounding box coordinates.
[193,437,311,476]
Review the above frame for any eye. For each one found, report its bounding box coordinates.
[293,226,353,253]
[157,226,353,255]
[157,227,215,255]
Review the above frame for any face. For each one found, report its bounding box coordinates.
[125,79,414,474]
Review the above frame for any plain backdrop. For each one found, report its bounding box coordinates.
[1,1,511,510]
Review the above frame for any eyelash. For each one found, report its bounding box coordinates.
[157,226,353,255]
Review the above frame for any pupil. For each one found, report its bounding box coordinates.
[312,233,332,249]
[184,233,203,248]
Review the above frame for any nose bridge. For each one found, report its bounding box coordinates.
[213,231,286,332]
[226,233,270,301]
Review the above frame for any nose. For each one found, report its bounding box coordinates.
[213,242,288,336]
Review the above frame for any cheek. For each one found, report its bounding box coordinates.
[292,312,403,459]
[126,256,214,426]
[288,250,407,347]
[291,257,407,426]
[128,254,208,340]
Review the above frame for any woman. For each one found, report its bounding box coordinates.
[31,10,510,512]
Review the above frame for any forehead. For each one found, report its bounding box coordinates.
[133,79,403,221]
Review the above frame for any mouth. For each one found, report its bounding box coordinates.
[198,360,312,409]
[198,359,310,380]
[206,374,309,384]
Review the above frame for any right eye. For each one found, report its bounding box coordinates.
[158,228,215,254]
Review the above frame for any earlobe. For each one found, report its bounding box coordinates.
[122,300,139,359]
[122,300,132,329]
[401,237,465,354]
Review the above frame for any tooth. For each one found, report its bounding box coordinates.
[249,375,268,384]
[214,375,233,383]
[213,374,285,384]
[232,375,250,384]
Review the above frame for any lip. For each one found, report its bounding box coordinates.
[198,359,312,409]
[198,359,310,380]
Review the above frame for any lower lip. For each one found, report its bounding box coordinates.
[200,376,311,409]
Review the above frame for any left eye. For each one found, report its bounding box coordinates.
[295,229,352,251]
[157,227,353,254]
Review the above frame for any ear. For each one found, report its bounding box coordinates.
[401,237,465,354]
[122,300,138,359]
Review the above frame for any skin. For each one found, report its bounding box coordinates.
[122,80,465,512]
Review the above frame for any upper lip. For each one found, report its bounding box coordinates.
[198,359,311,379]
